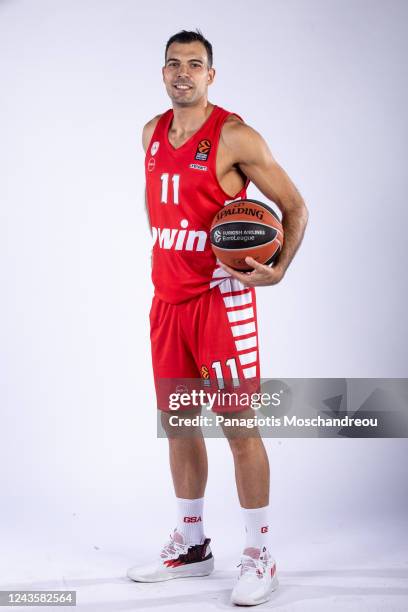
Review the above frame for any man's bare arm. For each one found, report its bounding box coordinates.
[220,120,309,286]
[142,115,162,230]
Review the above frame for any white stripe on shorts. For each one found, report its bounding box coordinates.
[223,292,252,308]
[235,336,257,351]
[239,351,257,366]
[212,266,230,279]
[227,307,254,324]
[218,278,247,294]
[243,365,257,379]
[231,321,256,337]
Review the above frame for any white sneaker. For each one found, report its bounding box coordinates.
[127,529,214,582]
[231,546,279,606]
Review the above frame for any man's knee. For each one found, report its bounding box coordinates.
[227,435,262,456]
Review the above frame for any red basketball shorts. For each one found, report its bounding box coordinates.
[150,279,260,413]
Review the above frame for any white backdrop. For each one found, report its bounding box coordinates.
[1,0,407,607]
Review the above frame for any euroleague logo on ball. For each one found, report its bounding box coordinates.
[213,229,222,243]
[210,199,284,272]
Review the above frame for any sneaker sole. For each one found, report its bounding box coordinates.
[127,557,214,583]
[231,575,279,605]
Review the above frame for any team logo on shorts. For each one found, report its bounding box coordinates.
[150,141,159,156]
[175,384,188,393]
[200,365,209,380]
[195,139,211,161]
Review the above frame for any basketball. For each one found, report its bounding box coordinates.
[210,199,284,271]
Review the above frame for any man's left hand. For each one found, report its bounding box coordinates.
[219,257,285,287]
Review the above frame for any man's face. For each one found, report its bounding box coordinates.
[162,41,215,106]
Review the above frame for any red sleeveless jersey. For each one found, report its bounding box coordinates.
[145,104,249,304]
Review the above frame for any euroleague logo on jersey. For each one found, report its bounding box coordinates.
[195,139,211,161]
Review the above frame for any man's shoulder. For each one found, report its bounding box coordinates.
[220,112,258,150]
[142,112,168,152]
[144,113,164,130]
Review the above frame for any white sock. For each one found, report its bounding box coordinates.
[241,505,271,550]
[176,497,205,544]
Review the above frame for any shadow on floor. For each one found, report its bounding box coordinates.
[2,568,408,611]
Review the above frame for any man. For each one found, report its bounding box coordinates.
[127,30,308,606]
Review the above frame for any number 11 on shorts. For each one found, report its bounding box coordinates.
[211,358,240,389]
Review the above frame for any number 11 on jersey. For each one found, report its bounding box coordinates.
[161,173,180,205]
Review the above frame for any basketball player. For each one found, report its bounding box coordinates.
[127,30,308,606]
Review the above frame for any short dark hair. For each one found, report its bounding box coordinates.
[165,29,213,68]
